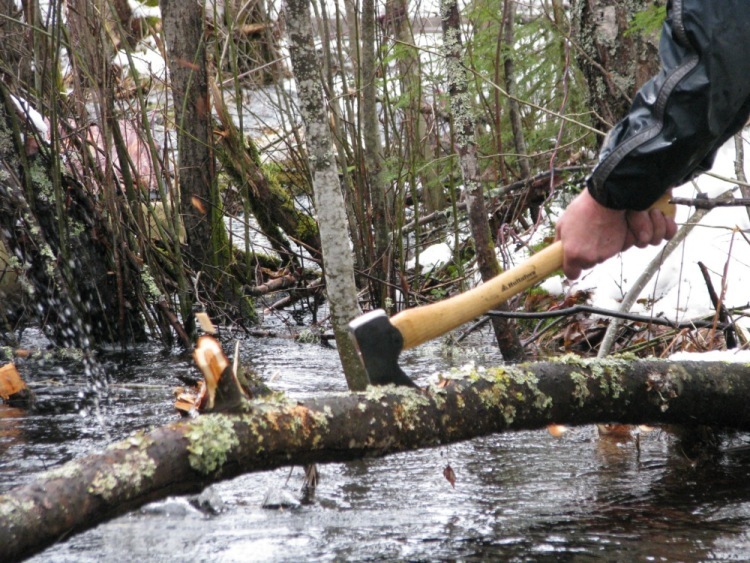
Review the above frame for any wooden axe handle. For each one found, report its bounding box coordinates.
[392,241,562,350]
[392,191,675,351]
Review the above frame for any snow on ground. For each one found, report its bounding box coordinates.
[406,242,453,272]
[669,349,750,362]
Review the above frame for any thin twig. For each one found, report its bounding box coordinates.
[670,196,750,209]
[486,305,731,330]
[698,260,739,348]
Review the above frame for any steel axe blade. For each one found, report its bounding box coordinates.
[349,309,417,387]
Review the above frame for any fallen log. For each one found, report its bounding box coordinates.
[2,356,750,560]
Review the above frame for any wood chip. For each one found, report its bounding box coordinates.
[196,312,217,335]
[0,363,26,400]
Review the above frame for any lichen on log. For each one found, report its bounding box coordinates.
[2,357,750,560]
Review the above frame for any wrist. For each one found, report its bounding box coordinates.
[577,189,626,222]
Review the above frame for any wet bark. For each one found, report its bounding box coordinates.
[441,0,525,362]
[2,357,750,560]
[212,84,321,264]
[572,0,663,134]
[160,0,256,329]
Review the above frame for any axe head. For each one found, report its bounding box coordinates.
[348,309,417,387]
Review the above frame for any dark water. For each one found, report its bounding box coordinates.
[4,328,750,561]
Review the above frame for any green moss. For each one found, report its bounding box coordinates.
[364,385,391,402]
[29,162,53,202]
[555,355,638,405]
[107,432,154,451]
[485,366,553,413]
[628,5,667,37]
[88,450,157,501]
[39,460,86,481]
[140,264,163,303]
[392,388,432,430]
[294,213,319,241]
[549,352,588,367]
[476,380,517,425]
[591,359,625,399]
[308,409,331,447]
[570,370,590,407]
[429,388,448,410]
[38,241,57,280]
[185,415,240,475]
[68,219,86,239]
[0,497,36,525]
[239,414,267,453]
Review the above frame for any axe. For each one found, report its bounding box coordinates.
[349,193,675,387]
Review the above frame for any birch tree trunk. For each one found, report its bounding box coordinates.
[3,357,750,561]
[284,0,369,390]
[441,0,525,362]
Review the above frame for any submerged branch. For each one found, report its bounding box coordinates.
[2,358,750,559]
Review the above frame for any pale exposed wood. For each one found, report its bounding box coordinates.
[240,23,269,35]
[0,363,25,399]
[284,0,368,390]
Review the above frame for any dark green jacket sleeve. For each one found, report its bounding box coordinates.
[587,0,750,211]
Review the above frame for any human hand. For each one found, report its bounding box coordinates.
[625,207,677,249]
[555,190,676,280]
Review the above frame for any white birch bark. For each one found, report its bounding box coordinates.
[284,0,369,389]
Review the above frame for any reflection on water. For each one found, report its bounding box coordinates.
[3,328,750,561]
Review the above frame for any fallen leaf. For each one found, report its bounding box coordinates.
[443,464,456,488]
[547,424,568,437]
[191,196,206,214]
[0,363,26,400]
